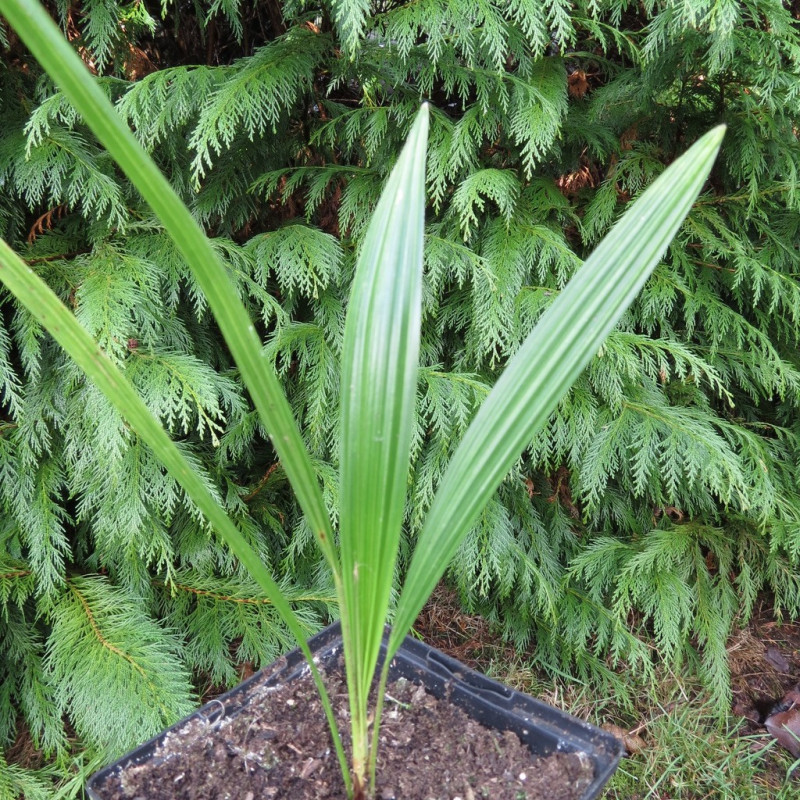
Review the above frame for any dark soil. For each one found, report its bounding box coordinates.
[95,655,595,800]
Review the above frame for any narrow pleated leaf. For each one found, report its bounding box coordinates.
[0,3,352,784]
[0,234,352,793]
[0,240,315,660]
[389,125,726,656]
[0,0,338,577]
[338,106,429,720]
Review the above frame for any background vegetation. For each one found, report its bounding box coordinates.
[1,0,799,795]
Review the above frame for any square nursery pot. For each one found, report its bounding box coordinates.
[86,622,622,800]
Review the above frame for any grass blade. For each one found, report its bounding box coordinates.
[389,125,726,656]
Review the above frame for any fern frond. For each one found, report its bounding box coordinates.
[0,609,67,757]
[45,576,194,760]
[190,28,330,181]
[156,570,334,685]
[0,747,52,800]
[17,127,127,230]
[453,168,520,240]
[249,223,343,300]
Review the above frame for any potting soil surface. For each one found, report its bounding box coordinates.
[96,658,595,800]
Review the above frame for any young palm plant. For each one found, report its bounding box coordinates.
[0,1,724,797]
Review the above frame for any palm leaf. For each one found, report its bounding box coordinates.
[389,125,726,656]
[337,106,428,776]
[0,0,339,578]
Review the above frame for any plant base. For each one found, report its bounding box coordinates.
[87,623,621,800]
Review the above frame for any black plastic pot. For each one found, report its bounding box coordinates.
[86,621,622,799]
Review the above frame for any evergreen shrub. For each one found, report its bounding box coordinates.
[0,1,798,795]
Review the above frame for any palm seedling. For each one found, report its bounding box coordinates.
[0,1,724,796]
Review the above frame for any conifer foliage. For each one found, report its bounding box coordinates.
[0,1,799,795]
